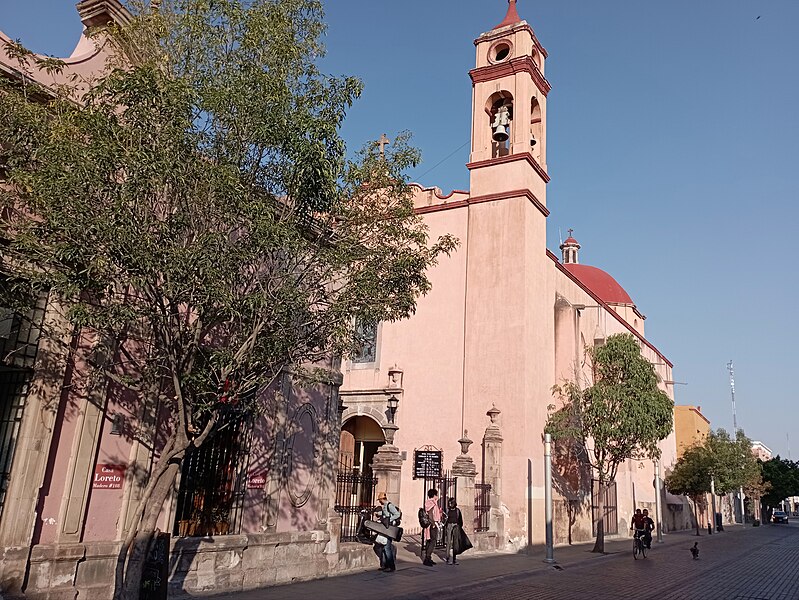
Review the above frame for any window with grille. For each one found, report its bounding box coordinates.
[352,319,378,364]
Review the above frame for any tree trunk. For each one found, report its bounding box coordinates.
[116,460,181,600]
[592,481,605,553]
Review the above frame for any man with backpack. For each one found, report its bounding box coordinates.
[420,488,443,566]
[374,491,401,572]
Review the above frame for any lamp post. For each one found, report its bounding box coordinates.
[654,459,664,543]
[544,433,555,563]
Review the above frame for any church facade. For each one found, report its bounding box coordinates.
[340,0,683,549]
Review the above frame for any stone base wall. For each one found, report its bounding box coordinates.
[471,531,499,552]
[10,533,376,600]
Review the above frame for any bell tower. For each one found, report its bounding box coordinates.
[467,0,550,201]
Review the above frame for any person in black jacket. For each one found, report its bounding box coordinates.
[444,497,463,565]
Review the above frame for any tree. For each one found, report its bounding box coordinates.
[666,429,763,530]
[705,429,761,496]
[761,457,799,509]
[665,445,713,536]
[0,1,456,598]
[547,333,674,553]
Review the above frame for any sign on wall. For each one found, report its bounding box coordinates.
[247,472,266,489]
[413,450,443,479]
[92,464,126,489]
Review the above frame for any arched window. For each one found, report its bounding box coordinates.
[486,92,514,158]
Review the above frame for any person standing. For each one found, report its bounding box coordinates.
[423,488,442,566]
[374,491,400,572]
[444,497,463,565]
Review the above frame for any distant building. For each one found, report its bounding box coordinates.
[673,405,711,458]
[751,441,773,462]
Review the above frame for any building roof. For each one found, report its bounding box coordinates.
[562,236,579,245]
[562,263,634,305]
[494,0,522,29]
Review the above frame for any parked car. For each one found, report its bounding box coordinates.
[772,510,789,523]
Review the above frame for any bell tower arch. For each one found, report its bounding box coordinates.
[467,0,550,199]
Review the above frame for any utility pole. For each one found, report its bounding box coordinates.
[727,361,746,523]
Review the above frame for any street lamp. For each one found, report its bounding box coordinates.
[387,394,399,424]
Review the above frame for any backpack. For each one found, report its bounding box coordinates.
[418,506,431,528]
[386,502,402,527]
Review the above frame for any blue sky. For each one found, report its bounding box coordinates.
[3,1,798,458]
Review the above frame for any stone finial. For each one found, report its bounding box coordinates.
[381,423,399,446]
[487,404,501,425]
[458,431,473,456]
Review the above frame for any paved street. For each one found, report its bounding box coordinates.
[214,523,799,600]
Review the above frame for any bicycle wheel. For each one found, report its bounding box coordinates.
[641,541,648,559]
[633,539,640,560]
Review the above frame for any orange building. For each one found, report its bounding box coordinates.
[674,405,711,458]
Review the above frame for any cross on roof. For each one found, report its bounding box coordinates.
[568,228,574,237]
[378,133,391,159]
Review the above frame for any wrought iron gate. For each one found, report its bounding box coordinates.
[334,467,377,542]
[474,482,492,532]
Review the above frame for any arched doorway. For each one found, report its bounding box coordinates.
[339,416,385,477]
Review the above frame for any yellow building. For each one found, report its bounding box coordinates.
[674,405,711,458]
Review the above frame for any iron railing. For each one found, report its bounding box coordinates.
[0,368,32,519]
[334,468,378,542]
[173,417,253,537]
[474,482,492,532]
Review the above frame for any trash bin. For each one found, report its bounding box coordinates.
[715,512,724,532]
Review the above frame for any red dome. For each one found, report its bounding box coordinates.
[562,237,579,245]
[563,264,634,305]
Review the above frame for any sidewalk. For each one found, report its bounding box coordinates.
[211,524,753,600]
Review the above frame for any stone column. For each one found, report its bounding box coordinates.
[451,433,477,534]
[483,405,504,535]
[371,424,403,507]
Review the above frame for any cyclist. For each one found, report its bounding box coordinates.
[641,509,655,549]
[630,508,647,548]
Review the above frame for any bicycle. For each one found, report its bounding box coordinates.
[632,528,648,560]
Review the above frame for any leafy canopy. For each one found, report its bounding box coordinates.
[0,0,456,426]
[547,333,674,484]
[761,457,799,507]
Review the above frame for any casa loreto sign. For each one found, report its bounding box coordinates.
[93,464,126,489]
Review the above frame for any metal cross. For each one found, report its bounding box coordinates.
[378,133,391,159]
[567,228,574,237]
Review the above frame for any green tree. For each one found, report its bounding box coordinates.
[547,333,674,553]
[761,457,799,509]
[705,429,761,496]
[0,1,455,598]
[665,445,712,536]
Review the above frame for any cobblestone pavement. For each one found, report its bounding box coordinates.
[214,523,798,600]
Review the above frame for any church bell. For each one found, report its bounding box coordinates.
[492,124,509,142]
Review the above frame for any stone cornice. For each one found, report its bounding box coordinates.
[466,152,550,184]
[414,188,548,218]
[469,56,551,97]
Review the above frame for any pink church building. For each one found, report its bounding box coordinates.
[340,0,682,550]
[0,2,687,598]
